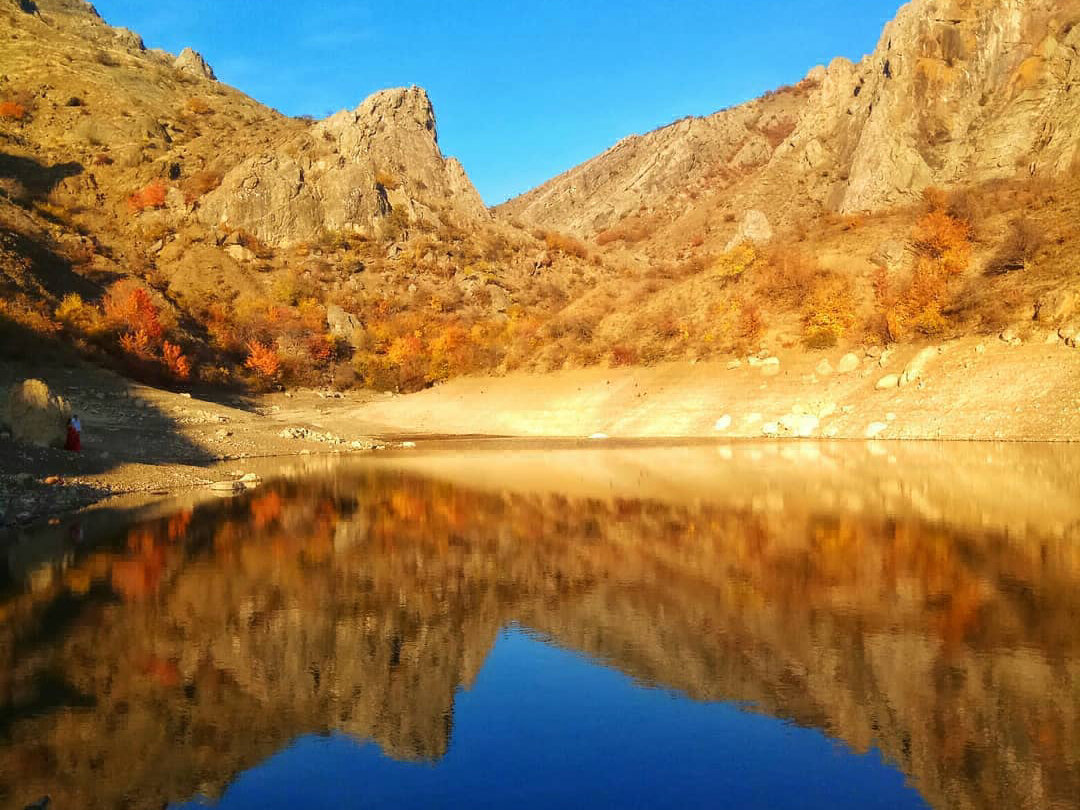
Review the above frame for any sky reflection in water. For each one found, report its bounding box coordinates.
[175,629,927,810]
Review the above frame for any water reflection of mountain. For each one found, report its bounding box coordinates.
[2,462,1078,810]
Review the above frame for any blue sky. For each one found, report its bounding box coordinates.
[91,1,905,205]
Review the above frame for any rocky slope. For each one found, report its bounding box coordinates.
[501,0,1080,236]
[1,0,491,247]
[0,0,600,393]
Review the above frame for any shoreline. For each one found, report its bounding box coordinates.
[3,333,1079,530]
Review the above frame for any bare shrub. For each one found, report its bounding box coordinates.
[985,218,1043,275]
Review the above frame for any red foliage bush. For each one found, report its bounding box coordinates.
[127,181,168,213]
[163,341,192,380]
[0,101,27,120]
[610,345,638,367]
[245,341,281,378]
[104,284,163,339]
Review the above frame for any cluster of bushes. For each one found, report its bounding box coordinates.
[540,230,589,259]
[595,212,661,245]
[54,282,193,381]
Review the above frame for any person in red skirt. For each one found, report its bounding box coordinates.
[64,415,82,452]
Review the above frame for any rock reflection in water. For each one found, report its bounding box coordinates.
[0,444,1078,810]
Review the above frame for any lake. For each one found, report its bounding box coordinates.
[2,441,1078,809]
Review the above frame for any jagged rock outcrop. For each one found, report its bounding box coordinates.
[198,86,490,246]
[503,0,1080,233]
[173,46,216,80]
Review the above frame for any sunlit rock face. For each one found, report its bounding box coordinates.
[504,0,1080,231]
[199,87,491,246]
[2,445,1079,809]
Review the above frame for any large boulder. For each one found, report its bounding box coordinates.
[900,346,940,387]
[1,379,71,448]
[726,210,773,250]
[326,304,362,345]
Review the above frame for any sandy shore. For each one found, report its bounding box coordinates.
[339,336,1080,440]
[2,334,1078,529]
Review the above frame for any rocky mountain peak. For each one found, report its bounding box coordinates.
[173,46,216,81]
[198,85,487,246]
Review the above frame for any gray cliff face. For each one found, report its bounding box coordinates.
[503,0,1080,231]
[199,87,489,246]
[813,0,1080,212]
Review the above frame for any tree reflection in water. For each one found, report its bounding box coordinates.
[1,461,1077,810]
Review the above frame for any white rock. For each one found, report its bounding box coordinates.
[864,422,888,439]
[762,422,780,437]
[900,346,939,387]
[726,359,743,370]
[588,433,609,440]
[815,359,834,376]
[225,244,256,262]
[725,209,773,250]
[714,415,733,431]
[876,374,900,390]
[836,353,860,374]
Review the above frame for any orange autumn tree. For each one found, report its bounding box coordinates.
[0,101,27,120]
[245,340,281,378]
[104,284,164,339]
[886,189,973,340]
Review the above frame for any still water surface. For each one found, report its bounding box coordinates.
[2,442,1078,809]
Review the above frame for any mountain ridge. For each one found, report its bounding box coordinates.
[500,0,1080,238]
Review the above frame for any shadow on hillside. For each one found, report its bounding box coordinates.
[0,152,83,202]
[1,318,217,482]
[0,219,101,302]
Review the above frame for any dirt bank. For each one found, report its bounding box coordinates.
[0,362,384,529]
[340,336,1080,441]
